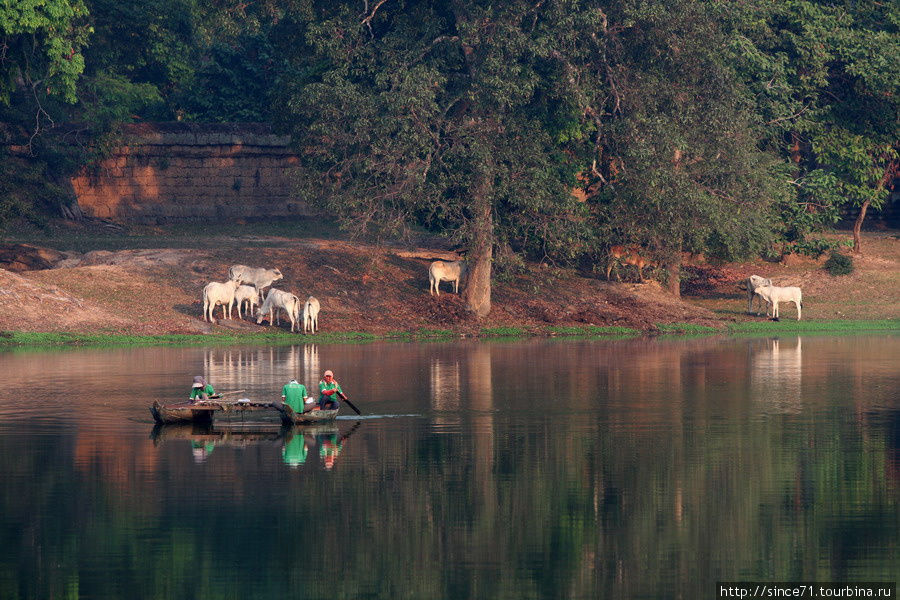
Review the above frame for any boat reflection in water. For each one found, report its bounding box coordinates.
[284,421,362,470]
[150,420,362,469]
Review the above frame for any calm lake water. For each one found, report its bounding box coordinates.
[0,335,897,599]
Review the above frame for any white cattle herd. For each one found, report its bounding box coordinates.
[202,259,803,329]
[745,274,803,321]
[202,264,321,333]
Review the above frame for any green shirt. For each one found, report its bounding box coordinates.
[282,435,308,467]
[318,379,343,402]
[189,384,215,400]
[281,381,308,412]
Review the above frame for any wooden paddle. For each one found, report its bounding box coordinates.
[216,390,246,396]
[338,392,361,415]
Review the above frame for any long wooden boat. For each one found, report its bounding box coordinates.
[276,402,339,426]
[150,399,278,425]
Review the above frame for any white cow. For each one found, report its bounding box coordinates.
[754,285,803,321]
[228,265,283,301]
[256,288,301,332]
[202,279,242,322]
[428,260,467,296]
[747,274,773,315]
[302,296,320,334]
[231,284,260,319]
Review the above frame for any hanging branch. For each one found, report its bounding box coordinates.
[361,0,389,36]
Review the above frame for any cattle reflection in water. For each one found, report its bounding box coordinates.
[201,345,320,399]
[750,337,803,413]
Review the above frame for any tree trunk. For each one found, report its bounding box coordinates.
[664,255,682,298]
[463,182,493,318]
[852,199,870,255]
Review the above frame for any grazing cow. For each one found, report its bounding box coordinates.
[746,275,773,315]
[754,285,803,321]
[429,260,466,296]
[228,265,283,302]
[606,245,653,282]
[232,284,260,319]
[202,279,242,322]
[256,288,301,332]
[302,296,320,334]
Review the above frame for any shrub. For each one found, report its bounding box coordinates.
[824,252,853,276]
[790,237,841,258]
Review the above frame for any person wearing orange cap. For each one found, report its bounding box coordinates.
[318,370,343,410]
[318,431,342,470]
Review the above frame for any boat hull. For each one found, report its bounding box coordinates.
[277,403,339,425]
[151,400,216,424]
[150,399,279,425]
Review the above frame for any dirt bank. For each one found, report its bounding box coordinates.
[1,222,897,336]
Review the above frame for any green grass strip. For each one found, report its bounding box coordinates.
[726,319,900,333]
[655,323,720,334]
[0,330,377,349]
[546,325,641,336]
[3,318,896,350]
[480,326,526,337]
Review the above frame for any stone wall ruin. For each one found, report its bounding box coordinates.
[70,123,310,224]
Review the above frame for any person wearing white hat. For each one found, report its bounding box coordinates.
[189,375,215,403]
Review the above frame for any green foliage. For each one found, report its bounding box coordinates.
[180,33,277,122]
[722,0,900,245]
[280,0,607,276]
[0,0,90,105]
[583,0,784,274]
[824,251,854,276]
[789,237,845,258]
[0,151,65,230]
[78,70,163,123]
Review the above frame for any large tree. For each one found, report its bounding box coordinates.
[279,0,599,316]
[580,0,784,295]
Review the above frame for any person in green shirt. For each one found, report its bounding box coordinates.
[190,440,216,463]
[282,431,308,467]
[318,370,343,410]
[189,375,215,403]
[281,378,310,413]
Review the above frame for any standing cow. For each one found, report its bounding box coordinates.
[428,260,467,296]
[302,296,320,334]
[231,284,260,319]
[256,288,301,332]
[228,265,283,302]
[202,279,242,322]
[746,274,773,315]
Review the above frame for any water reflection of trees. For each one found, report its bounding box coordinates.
[0,337,897,599]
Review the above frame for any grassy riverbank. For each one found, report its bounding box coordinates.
[1,221,897,338]
[2,319,896,349]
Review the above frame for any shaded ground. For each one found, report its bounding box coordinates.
[0,220,897,335]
